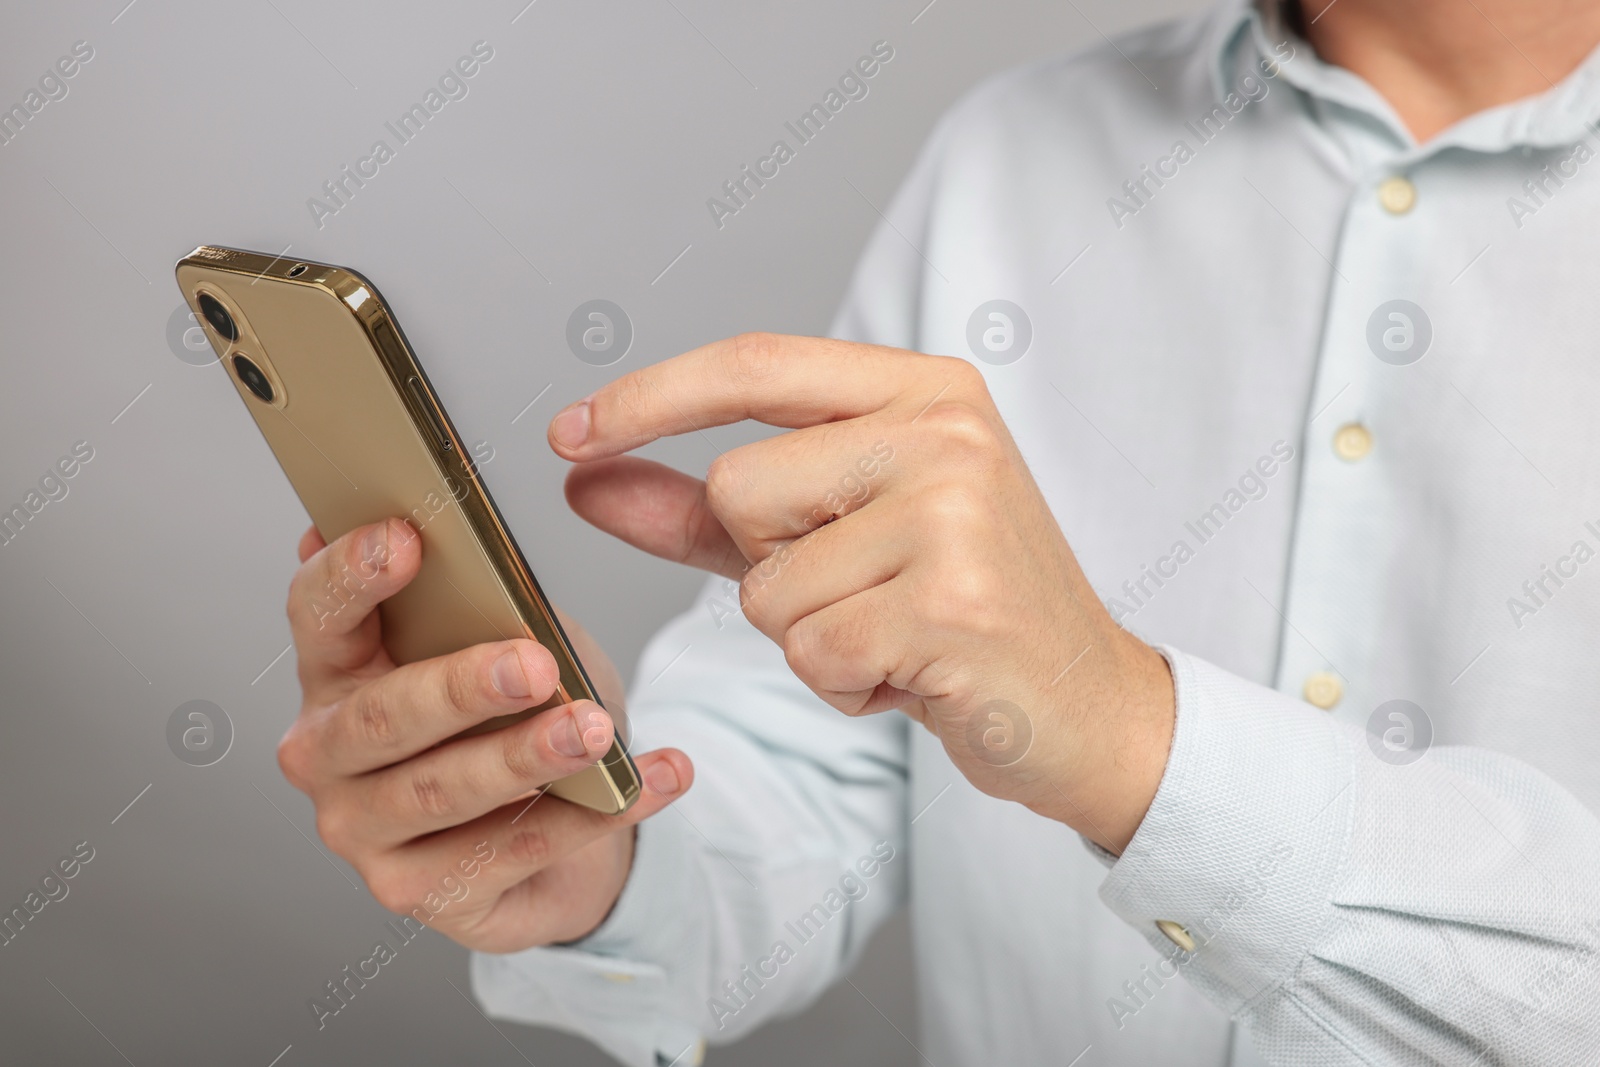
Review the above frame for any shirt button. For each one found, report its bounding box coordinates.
[1332,423,1372,462]
[1303,671,1344,709]
[1377,175,1416,214]
[602,972,636,984]
[1156,920,1196,952]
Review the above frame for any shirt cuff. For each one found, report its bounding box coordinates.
[471,811,708,1067]
[1097,645,1358,1013]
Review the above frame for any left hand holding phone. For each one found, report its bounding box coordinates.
[276,518,694,951]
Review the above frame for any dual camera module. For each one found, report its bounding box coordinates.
[196,292,274,404]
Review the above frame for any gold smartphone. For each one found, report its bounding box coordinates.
[176,245,639,814]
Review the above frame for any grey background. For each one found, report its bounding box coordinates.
[0,0,1203,1063]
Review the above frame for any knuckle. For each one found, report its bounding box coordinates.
[676,488,719,567]
[782,622,826,684]
[703,454,743,519]
[830,697,873,719]
[941,355,988,393]
[409,771,456,821]
[924,565,1001,633]
[499,725,544,784]
[740,546,793,631]
[366,869,421,916]
[348,687,397,749]
[314,804,353,856]
[608,376,650,430]
[921,483,985,538]
[785,617,890,711]
[726,332,785,387]
[276,727,311,789]
[739,573,772,631]
[368,881,409,916]
[285,565,320,633]
[920,399,1002,455]
[442,652,490,721]
[504,824,555,868]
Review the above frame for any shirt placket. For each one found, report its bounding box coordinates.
[1272,106,1424,728]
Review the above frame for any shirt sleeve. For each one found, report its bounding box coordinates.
[1097,646,1600,1066]
[470,581,910,1067]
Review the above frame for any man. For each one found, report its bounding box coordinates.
[275,0,1600,1063]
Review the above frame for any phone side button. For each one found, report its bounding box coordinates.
[406,376,454,451]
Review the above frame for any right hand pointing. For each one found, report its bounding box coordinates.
[275,518,694,952]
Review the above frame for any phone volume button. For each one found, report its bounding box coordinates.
[407,376,454,451]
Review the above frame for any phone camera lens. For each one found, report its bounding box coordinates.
[232,354,274,403]
[197,293,238,343]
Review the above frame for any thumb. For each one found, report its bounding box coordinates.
[564,456,747,580]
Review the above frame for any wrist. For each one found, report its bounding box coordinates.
[1035,632,1175,854]
[552,825,638,946]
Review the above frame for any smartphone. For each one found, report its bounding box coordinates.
[175,245,640,814]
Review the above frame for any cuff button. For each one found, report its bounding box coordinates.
[1303,671,1344,710]
[1156,920,1196,952]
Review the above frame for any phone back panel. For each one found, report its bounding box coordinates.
[175,247,638,814]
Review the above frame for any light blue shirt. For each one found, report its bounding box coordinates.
[473,2,1600,1063]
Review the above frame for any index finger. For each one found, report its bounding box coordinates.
[547,333,967,461]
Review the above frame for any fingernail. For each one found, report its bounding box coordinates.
[490,649,531,699]
[551,400,591,449]
[362,521,390,571]
[644,760,680,797]
[581,710,612,755]
[550,711,588,758]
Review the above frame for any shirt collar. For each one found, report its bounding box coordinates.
[1204,0,1600,155]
